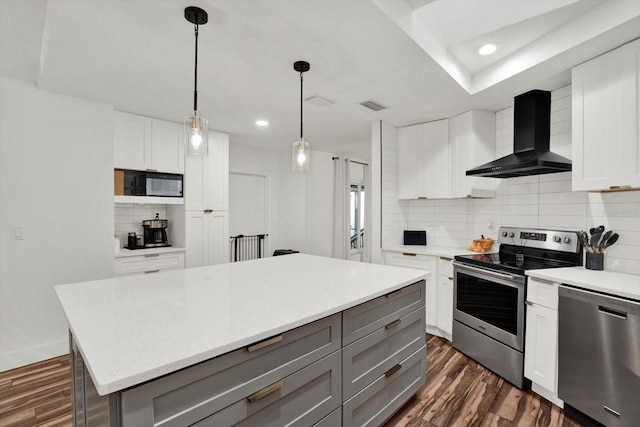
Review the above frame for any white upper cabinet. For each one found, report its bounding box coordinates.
[151,119,185,174]
[184,130,229,212]
[397,119,449,199]
[449,110,497,198]
[114,112,152,171]
[398,111,496,199]
[572,39,640,192]
[114,112,185,174]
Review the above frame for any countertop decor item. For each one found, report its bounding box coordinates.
[580,226,619,270]
[292,60,311,172]
[184,6,209,157]
[467,235,494,252]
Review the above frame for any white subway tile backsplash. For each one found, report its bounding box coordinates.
[384,86,639,275]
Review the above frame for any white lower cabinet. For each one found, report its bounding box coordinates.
[185,210,229,268]
[436,257,454,338]
[115,251,185,277]
[524,277,563,407]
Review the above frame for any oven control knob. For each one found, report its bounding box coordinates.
[502,232,508,237]
[553,236,561,243]
[564,237,571,244]
[508,232,515,238]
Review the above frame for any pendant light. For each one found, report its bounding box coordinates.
[292,61,311,172]
[184,6,209,157]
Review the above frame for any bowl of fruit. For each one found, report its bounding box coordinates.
[467,235,495,253]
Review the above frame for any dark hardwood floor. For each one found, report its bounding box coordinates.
[0,335,582,427]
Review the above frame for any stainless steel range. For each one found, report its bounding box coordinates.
[452,227,582,389]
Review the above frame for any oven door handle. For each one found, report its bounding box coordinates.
[452,261,525,284]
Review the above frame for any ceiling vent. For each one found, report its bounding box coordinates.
[360,99,388,111]
[305,95,335,107]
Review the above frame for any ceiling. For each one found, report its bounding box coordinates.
[1,0,639,160]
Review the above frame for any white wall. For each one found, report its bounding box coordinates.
[0,78,115,371]
[381,85,640,276]
[229,145,335,257]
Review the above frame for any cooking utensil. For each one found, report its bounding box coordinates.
[577,231,592,253]
[597,230,612,251]
[589,231,603,248]
[589,225,605,235]
[602,233,619,250]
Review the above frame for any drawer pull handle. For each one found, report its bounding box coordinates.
[386,289,402,299]
[247,335,284,353]
[385,364,401,377]
[144,253,160,258]
[448,277,453,281]
[417,196,427,200]
[144,270,160,274]
[385,319,401,329]
[145,168,158,172]
[204,209,213,213]
[247,380,284,403]
[402,252,417,257]
[609,185,631,191]
[439,257,452,261]
[603,406,621,417]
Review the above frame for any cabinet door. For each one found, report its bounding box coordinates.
[185,210,229,268]
[151,119,184,174]
[185,211,208,268]
[208,211,229,265]
[449,110,497,198]
[524,303,558,393]
[114,112,152,170]
[397,124,423,199]
[572,39,640,191]
[436,273,453,335]
[421,119,449,199]
[208,131,229,211]
[185,131,229,211]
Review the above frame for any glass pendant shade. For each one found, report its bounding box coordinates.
[292,138,310,172]
[185,113,208,157]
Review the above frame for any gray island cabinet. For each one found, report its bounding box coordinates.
[57,254,427,426]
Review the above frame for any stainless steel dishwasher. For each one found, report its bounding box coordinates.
[558,285,640,427]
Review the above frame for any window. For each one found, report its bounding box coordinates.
[350,184,365,250]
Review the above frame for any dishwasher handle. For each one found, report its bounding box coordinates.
[599,305,627,320]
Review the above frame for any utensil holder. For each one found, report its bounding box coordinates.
[585,252,604,271]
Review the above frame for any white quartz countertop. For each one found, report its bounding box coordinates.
[115,246,185,258]
[527,267,640,301]
[55,254,428,395]
[383,245,477,258]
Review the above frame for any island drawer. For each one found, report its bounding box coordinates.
[192,350,341,427]
[313,408,341,427]
[115,251,185,276]
[342,307,425,400]
[120,313,341,427]
[343,280,425,345]
[343,346,426,427]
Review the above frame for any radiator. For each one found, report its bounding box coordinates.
[230,234,268,262]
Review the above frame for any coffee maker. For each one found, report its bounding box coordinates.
[142,213,170,247]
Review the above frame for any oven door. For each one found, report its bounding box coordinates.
[453,262,526,351]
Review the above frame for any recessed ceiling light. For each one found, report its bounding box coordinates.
[477,43,501,56]
[255,120,269,126]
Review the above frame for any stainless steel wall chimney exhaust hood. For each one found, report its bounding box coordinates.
[466,90,572,178]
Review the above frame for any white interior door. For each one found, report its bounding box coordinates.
[229,173,269,255]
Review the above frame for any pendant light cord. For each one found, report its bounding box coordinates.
[193,24,199,113]
[300,71,303,139]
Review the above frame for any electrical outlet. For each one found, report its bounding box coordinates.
[12,226,24,240]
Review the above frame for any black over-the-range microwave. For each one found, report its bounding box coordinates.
[116,169,183,198]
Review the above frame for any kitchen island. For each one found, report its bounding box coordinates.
[56,254,428,426]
